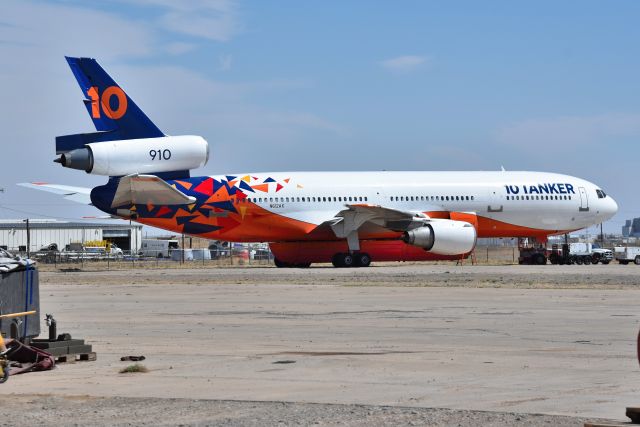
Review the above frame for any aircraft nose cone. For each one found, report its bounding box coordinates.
[604,196,618,219]
[610,197,618,215]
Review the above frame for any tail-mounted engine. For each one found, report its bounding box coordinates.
[402,219,477,255]
[54,135,209,176]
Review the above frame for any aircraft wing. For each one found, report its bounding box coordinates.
[17,182,93,205]
[323,204,429,238]
[111,174,196,208]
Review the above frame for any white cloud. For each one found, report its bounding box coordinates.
[165,42,197,55]
[495,113,640,152]
[0,1,153,62]
[123,0,241,42]
[218,54,232,70]
[380,55,429,73]
[112,67,316,135]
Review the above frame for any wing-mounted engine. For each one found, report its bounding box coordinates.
[55,135,209,176]
[402,219,477,255]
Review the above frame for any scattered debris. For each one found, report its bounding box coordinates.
[120,355,146,361]
[3,339,55,376]
[119,363,148,374]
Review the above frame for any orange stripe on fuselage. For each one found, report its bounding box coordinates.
[134,204,570,243]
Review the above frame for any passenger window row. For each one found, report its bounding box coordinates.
[390,195,475,202]
[506,195,571,201]
[240,196,369,204]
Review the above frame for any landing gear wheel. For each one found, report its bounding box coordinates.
[342,253,354,268]
[332,253,355,268]
[331,254,343,268]
[356,253,371,267]
[533,253,546,265]
[274,258,290,268]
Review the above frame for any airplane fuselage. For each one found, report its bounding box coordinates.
[92,170,617,243]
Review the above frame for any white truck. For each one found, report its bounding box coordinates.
[614,246,640,265]
[548,242,613,265]
[86,244,123,258]
[139,239,179,258]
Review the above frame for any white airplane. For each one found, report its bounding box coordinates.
[21,57,618,267]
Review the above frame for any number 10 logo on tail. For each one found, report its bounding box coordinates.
[86,86,128,120]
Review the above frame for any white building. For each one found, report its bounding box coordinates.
[0,220,143,254]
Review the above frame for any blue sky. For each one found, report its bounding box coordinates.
[0,0,638,233]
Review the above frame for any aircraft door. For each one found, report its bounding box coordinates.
[487,186,503,213]
[578,187,589,212]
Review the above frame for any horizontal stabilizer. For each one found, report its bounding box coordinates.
[56,131,117,154]
[111,174,196,208]
[17,182,92,205]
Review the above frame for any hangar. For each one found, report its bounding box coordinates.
[0,220,143,254]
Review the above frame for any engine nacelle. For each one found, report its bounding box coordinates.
[402,219,477,255]
[55,135,209,176]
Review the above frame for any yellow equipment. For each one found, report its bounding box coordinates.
[0,310,37,383]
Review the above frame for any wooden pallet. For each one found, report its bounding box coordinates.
[584,407,640,426]
[55,352,96,364]
[627,408,640,424]
[585,423,632,427]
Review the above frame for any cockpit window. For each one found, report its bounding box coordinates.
[595,189,606,199]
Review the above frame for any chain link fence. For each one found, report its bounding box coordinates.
[19,242,275,270]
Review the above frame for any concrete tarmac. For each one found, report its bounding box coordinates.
[1,265,639,422]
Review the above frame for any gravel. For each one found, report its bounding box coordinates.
[0,395,614,426]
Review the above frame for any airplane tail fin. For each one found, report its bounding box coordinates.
[57,57,193,180]
[64,56,164,140]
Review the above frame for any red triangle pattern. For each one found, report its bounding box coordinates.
[193,178,213,195]
[156,206,172,217]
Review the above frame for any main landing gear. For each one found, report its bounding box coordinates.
[331,252,371,268]
[273,252,372,268]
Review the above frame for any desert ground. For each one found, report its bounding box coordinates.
[1,263,639,426]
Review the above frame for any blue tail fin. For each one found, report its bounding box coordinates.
[65,56,164,140]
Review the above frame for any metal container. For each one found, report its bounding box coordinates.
[0,266,40,341]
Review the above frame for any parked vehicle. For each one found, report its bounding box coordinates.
[548,242,613,265]
[518,245,547,265]
[590,245,613,264]
[614,246,640,265]
[208,242,228,259]
[57,242,124,261]
[139,239,179,258]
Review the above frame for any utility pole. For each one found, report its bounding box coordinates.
[24,218,30,258]
[181,233,185,264]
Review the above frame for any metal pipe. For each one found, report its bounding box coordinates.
[0,310,36,319]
